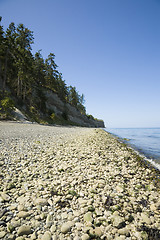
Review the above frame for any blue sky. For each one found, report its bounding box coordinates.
[1,0,160,128]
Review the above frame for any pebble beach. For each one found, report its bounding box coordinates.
[0,122,160,240]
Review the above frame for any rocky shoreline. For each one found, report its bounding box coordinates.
[0,122,160,240]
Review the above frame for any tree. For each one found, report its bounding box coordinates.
[15,24,34,99]
[4,22,17,91]
[0,17,5,91]
[56,73,68,102]
[67,86,79,107]
[45,53,59,91]
[78,93,86,114]
[34,50,45,86]
[0,18,87,122]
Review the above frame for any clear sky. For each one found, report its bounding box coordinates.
[1,0,160,128]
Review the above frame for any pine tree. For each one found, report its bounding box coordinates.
[15,23,34,99]
[0,17,5,91]
[0,18,87,121]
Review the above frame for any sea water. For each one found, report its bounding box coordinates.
[105,128,160,170]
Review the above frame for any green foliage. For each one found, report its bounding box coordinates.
[50,113,57,121]
[30,106,37,114]
[87,114,94,120]
[1,97,14,112]
[0,18,97,125]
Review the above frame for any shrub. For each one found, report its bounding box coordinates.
[30,106,37,114]
[87,114,94,120]
[1,97,15,113]
[50,113,57,121]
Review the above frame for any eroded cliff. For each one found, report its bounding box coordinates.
[44,88,105,128]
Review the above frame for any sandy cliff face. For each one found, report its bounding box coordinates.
[44,89,105,128]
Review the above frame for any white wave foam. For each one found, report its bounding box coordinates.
[144,157,160,171]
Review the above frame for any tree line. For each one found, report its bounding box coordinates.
[0,17,86,115]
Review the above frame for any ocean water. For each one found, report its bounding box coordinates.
[105,128,160,170]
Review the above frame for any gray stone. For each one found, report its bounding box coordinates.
[141,213,151,225]
[17,225,32,236]
[50,225,56,233]
[46,214,52,227]
[0,192,10,202]
[34,198,48,206]
[15,237,25,240]
[112,215,124,227]
[94,227,103,236]
[7,234,15,240]
[61,221,74,233]
[41,231,51,240]
[81,234,90,240]
[84,212,93,223]
[0,231,6,239]
[118,227,130,235]
[7,223,15,233]
[30,232,37,240]
[17,211,30,218]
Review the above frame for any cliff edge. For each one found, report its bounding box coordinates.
[44,88,105,128]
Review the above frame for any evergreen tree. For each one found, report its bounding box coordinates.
[15,23,34,99]
[56,73,68,102]
[67,86,79,107]
[0,18,87,120]
[34,50,45,86]
[45,53,59,91]
[5,22,17,91]
[0,17,5,91]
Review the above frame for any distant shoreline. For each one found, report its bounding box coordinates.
[105,128,160,172]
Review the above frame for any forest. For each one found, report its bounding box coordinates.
[0,17,88,123]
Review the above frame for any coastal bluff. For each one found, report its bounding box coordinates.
[44,88,105,128]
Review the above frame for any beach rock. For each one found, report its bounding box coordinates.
[7,234,15,240]
[15,237,25,240]
[61,221,74,233]
[46,214,52,227]
[0,231,6,238]
[141,213,151,225]
[52,236,58,240]
[116,185,124,193]
[112,215,125,228]
[30,232,37,239]
[0,192,10,202]
[17,211,30,218]
[17,225,32,236]
[7,223,15,232]
[84,212,93,223]
[81,234,90,240]
[118,227,130,235]
[73,236,80,240]
[89,227,103,237]
[115,237,126,240]
[41,231,51,240]
[1,123,160,240]
[50,225,56,233]
[150,204,157,211]
[34,198,48,206]
[75,222,83,230]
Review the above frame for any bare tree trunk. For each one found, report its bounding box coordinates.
[17,75,20,96]
[20,78,22,98]
[23,83,26,100]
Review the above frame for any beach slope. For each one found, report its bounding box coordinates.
[0,122,160,239]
